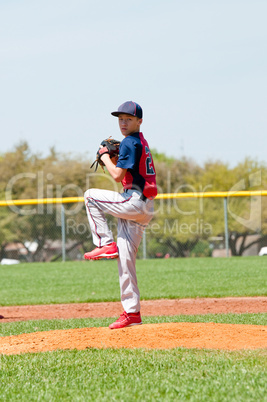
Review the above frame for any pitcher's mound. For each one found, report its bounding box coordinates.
[1,322,266,355]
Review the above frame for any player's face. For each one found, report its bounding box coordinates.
[118,114,142,136]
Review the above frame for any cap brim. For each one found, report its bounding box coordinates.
[111,111,136,117]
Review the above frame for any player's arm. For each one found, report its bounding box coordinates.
[101,153,126,182]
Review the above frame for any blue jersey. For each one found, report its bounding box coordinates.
[116,132,157,199]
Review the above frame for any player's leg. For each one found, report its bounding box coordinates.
[84,188,121,260]
[109,218,145,329]
[84,188,115,248]
[84,188,138,244]
[117,218,144,312]
[84,189,151,260]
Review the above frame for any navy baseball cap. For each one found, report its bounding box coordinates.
[111,101,143,118]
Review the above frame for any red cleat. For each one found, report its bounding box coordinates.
[109,311,142,329]
[84,242,119,260]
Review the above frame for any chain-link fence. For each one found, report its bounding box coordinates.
[0,192,266,263]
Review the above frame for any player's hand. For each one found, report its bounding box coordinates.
[111,155,118,165]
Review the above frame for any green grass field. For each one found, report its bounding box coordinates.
[0,256,266,306]
[1,348,266,401]
[0,257,266,401]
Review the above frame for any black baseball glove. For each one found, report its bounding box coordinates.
[90,137,121,171]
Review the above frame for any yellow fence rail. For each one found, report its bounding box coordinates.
[0,190,267,207]
[1,191,266,260]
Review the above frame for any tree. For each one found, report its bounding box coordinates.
[149,157,267,257]
[1,144,267,260]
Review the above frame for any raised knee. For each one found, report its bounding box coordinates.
[84,188,97,201]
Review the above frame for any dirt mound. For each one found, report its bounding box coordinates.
[1,298,266,355]
[0,322,266,355]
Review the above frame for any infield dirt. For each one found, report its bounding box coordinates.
[1,297,267,355]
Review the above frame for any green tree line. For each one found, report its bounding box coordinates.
[0,142,266,260]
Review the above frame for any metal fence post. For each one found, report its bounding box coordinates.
[61,204,66,262]
[223,197,229,257]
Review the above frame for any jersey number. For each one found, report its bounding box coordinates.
[145,146,155,175]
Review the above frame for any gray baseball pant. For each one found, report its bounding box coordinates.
[84,188,154,313]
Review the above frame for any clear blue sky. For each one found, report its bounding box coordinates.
[1,0,266,166]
